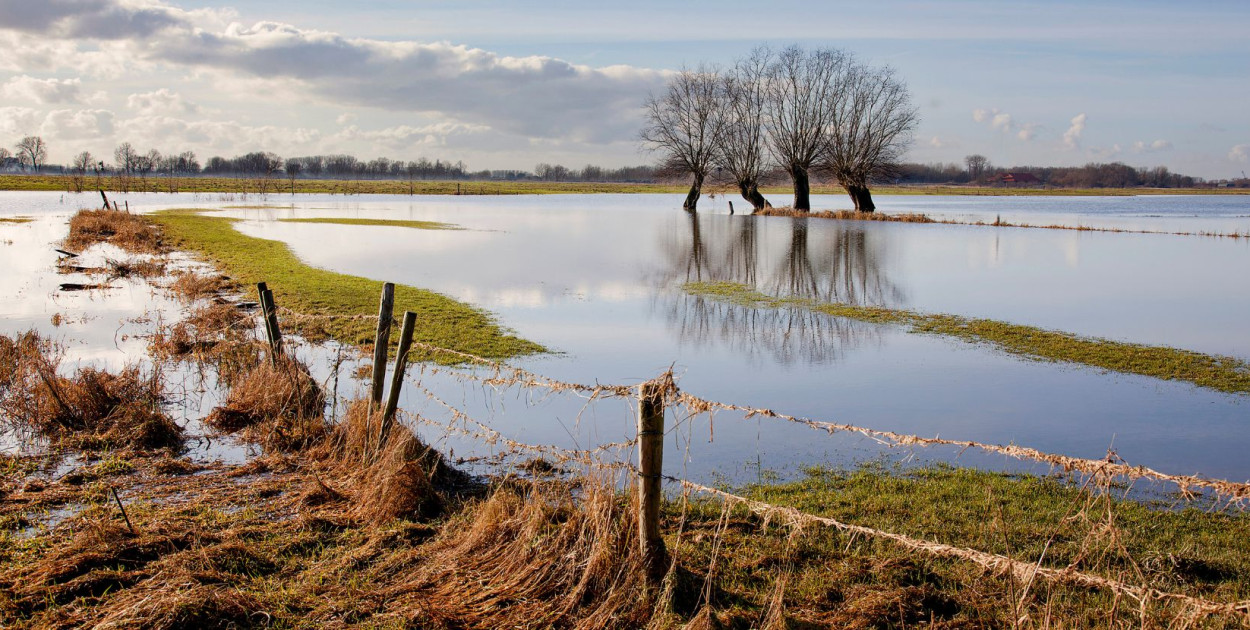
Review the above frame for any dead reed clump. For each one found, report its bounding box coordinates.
[104,256,167,280]
[0,330,50,398]
[167,270,233,302]
[64,208,165,255]
[756,207,936,223]
[149,303,262,389]
[0,332,183,451]
[361,478,660,628]
[205,354,327,452]
[321,399,460,524]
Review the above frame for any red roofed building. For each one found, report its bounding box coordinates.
[993,172,1042,186]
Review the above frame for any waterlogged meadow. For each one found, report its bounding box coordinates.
[3,190,1250,627]
[4,190,1249,482]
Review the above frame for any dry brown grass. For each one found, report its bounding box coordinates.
[166,271,233,302]
[204,354,327,452]
[757,207,936,223]
[361,479,661,628]
[64,209,165,255]
[0,331,182,451]
[148,302,261,388]
[319,399,460,524]
[104,257,167,279]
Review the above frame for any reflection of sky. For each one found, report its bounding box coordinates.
[3,191,1250,482]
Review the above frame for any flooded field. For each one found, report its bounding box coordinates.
[3,190,1248,485]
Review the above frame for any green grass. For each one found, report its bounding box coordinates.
[276,217,461,230]
[671,463,1250,626]
[685,281,1250,395]
[150,209,544,362]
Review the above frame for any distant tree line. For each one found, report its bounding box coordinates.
[4,134,1242,193]
[897,155,1206,188]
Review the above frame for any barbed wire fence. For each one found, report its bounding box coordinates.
[260,287,1250,623]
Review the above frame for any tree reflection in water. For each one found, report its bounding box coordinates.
[655,213,905,365]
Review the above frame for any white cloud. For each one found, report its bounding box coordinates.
[335,112,357,126]
[126,88,199,116]
[40,108,114,139]
[117,114,322,154]
[1,75,83,104]
[1063,113,1086,149]
[0,106,43,136]
[2,2,668,146]
[1132,139,1172,153]
[972,107,1040,142]
[1089,143,1122,159]
[1230,144,1250,163]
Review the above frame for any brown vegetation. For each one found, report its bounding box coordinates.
[0,331,182,451]
[148,302,260,387]
[758,206,935,222]
[64,208,165,255]
[204,354,327,452]
[166,270,234,302]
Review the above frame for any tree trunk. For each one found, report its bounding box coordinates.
[738,180,771,212]
[846,184,877,213]
[789,165,811,211]
[683,172,705,212]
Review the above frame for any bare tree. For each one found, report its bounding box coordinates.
[822,62,918,212]
[762,47,847,212]
[69,151,94,192]
[964,154,990,183]
[15,136,48,172]
[640,66,727,212]
[718,48,774,212]
[285,159,302,194]
[0,147,10,167]
[113,142,139,191]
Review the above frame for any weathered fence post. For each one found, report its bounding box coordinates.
[256,282,283,361]
[369,283,395,410]
[637,379,667,584]
[378,311,417,452]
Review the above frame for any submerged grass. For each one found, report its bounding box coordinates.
[685,281,1250,395]
[150,209,543,362]
[276,217,462,230]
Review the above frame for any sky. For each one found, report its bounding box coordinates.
[1,0,1248,178]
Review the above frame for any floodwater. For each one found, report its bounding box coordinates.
[2,191,1248,486]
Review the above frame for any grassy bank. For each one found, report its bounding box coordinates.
[4,173,1248,197]
[685,281,1250,395]
[151,209,542,361]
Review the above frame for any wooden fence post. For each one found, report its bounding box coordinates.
[256,282,283,361]
[369,283,395,410]
[637,380,667,584]
[378,311,416,452]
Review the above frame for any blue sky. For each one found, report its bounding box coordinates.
[2,0,1248,177]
